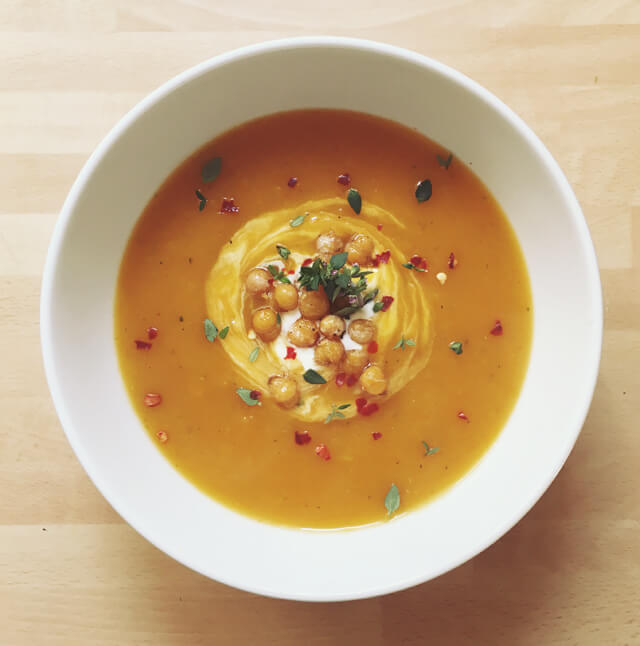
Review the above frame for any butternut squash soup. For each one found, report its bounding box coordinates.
[115,109,532,529]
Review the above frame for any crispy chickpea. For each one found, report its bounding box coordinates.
[319,314,346,340]
[268,375,299,409]
[316,230,344,257]
[343,348,369,375]
[314,338,345,366]
[360,365,387,396]
[298,288,330,320]
[345,233,375,266]
[274,283,299,311]
[252,307,280,342]
[287,318,319,347]
[348,318,376,345]
[245,268,271,295]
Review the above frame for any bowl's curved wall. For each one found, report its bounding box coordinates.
[41,37,602,601]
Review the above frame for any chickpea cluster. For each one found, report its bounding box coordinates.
[245,229,388,407]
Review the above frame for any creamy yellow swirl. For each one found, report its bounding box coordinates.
[205,197,432,422]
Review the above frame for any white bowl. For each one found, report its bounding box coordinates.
[41,37,602,601]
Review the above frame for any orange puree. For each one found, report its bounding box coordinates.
[115,109,532,528]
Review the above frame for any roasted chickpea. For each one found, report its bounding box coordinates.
[319,314,346,340]
[274,283,299,311]
[348,318,376,345]
[287,318,319,347]
[316,230,344,257]
[345,233,375,266]
[343,348,369,375]
[298,288,330,320]
[360,365,387,395]
[252,307,280,342]
[245,268,271,295]
[268,375,299,409]
[314,338,345,366]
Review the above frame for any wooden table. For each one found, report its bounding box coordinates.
[2,2,639,644]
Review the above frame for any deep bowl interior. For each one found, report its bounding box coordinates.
[41,38,601,601]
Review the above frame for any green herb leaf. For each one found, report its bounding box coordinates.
[303,369,327,385]
[449,341,463,355]
[298,257,373,316]
[402,262,427,273]
[267,264,292,284]
[249,347,260,363]
[393,335,416,351]
[204,318,218,342]
[436,152,453,170]
[201,156,222,183]
[347,188,362,214]
[324,403,351,424]
[385,483,400,517]
[195,189,207,211]
[415,179,433,203]
[277,244,291,260]
[330,252,348,270]
[276,312,282,325]
[290,212,308,227]
[219,326,229,339]
[373,301,385,313]
[236,388,260,406]
[363,288,378,305]
[422,441,440,456]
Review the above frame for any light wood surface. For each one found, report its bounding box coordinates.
[2,2,639,644]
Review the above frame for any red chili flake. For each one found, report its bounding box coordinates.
[287,176,298,188]
[288,269,295,275]
[368,340,379,354]
[156,431,168,443]
[355,398,381,416]
[302,257,313,267]
[249,390,261,401]
[134,340,152,350]
[373,249,391,267]
[346,374,358,387]
[377,224,383,231]
[457,411,470,422]
[219,198,239,214]
[146,327,159,340]
[315,443,331,460]
[144,393,162,407]
[294,430,311,445]
[410,255,428,270]
[490,320,503,336]
[360,403,379,417]
[337,173,351,186]
[268,278,275,286]
[285,346,297,360]
[372,432,383,440]
[448,252,458,269]
[380,296,394,312]
[335,372,346,387]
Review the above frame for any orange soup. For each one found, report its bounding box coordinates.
[115,110,532,529]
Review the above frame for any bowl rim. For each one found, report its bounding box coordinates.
[40,36,603,601]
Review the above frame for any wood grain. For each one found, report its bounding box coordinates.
[1,1,639,643]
